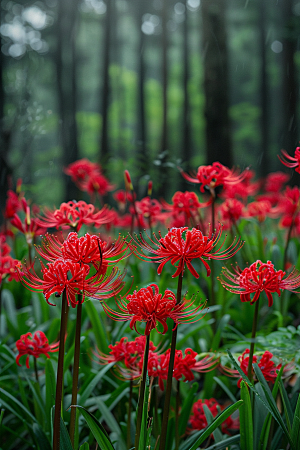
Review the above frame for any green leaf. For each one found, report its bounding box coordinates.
[45,359,56,435]
[85,301,108,353]
[0,387,37,423]
[202,404,223,443]
[60,416,74,450]
[204,434,241,449]
[239,381,253,450]
[32,423,52,450]
[74,405,115,450]
[279,379,293,433]
[187,400,243,450]
[291,393,300,450]
[178,382,198,438]
[253,363,294,449]
[79,443,90,450]
[258,366,283,450]
[80,362,115,405]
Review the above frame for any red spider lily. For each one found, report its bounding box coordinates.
[264,171,289,193]
[244,199,274,222]
[16,330,59,368]
[278,147,300,173]
[277,186,300,230]
[135,197,163,223]
[18,258,125,307]
[64,158,101,184]
[189,398,239,435]
[36,200,115,231]
[218,260,300,307]
[35,232,129,273]
[95,336,157,368]
[10,201,47,244]
[131,225,243,278]
[181,162,247,195]
[220,349,281,388]
[78,172,115,197]
[102,283,206,335]
[218,198,244,226]
[0,236,20,284]
[221,169,260,200]
[4,190,23,219]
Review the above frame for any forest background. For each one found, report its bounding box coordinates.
[0,0,300,211]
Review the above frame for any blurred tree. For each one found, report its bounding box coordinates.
[259,0,269,177]
[56,0,80,201]
[201,0,232,167]
[281,0,298,153]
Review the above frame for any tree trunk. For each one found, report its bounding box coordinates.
[259,0,269,177]
[281,0,298,154]
[201,0,232,167]
[56,0,80,202]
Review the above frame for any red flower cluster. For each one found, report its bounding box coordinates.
[18,232,126,307]
[36,200,115,231]
[64,158,114,197]
[219,260,300,307]
[181,162,247,195]
[0,236,20,285]
[189,398,239,435]
[16,331,59,368]
[96,336,218,390]
[132,225,243,278]
[102,283,206,335]
[237,349,281,387]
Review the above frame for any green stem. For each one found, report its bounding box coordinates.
[70,298,82,448]
[134,334,150,450]
[159,274,183,450]
[34,358,39,384]
[247,299,260,382]
[127,379,133,449]
[53,291,68,450]
[175,380,180,450]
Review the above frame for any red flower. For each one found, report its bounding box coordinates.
[102,283,206,335]
[16,331,59,368]
[4,190,23,219]
[219,198,244,226]
[10,201,47,244]
[218,260,300,307]
[132,225,243,278]
[278,147,300,173]
[181,162,247,195]
[0,236,20,284]
[64,158,101,182]
[189,398,239,435]
[237,349,281,387]
[36,200,115,231]
[35,232,128,274]
[18,257,125,307]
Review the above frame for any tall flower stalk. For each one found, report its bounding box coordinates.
[53,290,68,450]
[134,334,150,450]
[69,296,82,447]
[159,273,183,450]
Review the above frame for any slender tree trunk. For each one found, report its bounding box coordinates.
[259,0,269,177]
[180,0,192,190]
[157,0,169,196]
[56,0,80,201]
[99,0,112,166]
[201,0,232,167]
[281,0,298,154]
[136,0,148,174]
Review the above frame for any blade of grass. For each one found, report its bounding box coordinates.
[178,382,198,438]
[239,380,253,450]
[32,423,52,450]
[60,417,73,450]
[202,404,223,443]
[73,405,115,450]
[213,377,237,404]
[291,393,300,450]
[279,379,293,433]
[186,400,243,450]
